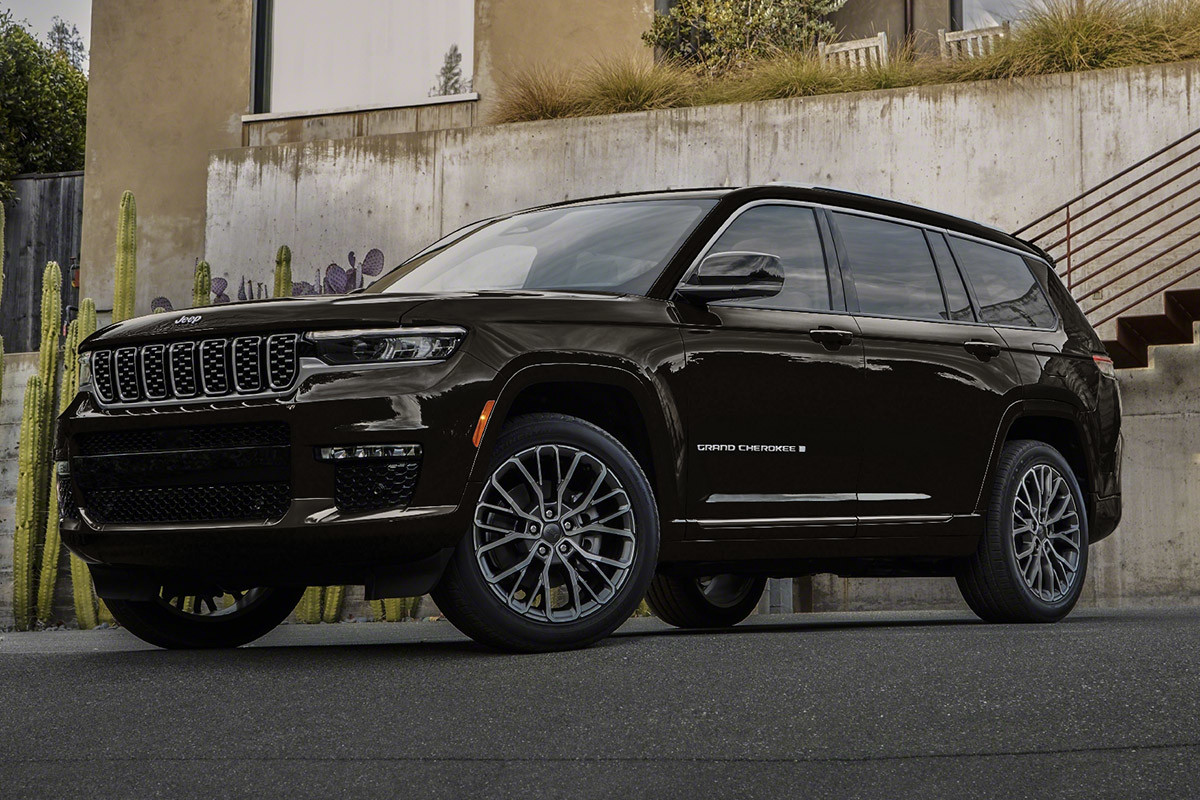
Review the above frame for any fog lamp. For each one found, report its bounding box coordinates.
[316,444,422,461]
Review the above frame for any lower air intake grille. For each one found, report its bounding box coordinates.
[84,483,291,524]
[76,422,290,456]
[73,423,292,524]
[334,459,420,513]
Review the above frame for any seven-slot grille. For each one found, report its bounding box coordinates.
[91,334,300,405]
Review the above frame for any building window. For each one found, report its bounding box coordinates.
[960,0,1024,29]
[255,0,475,116]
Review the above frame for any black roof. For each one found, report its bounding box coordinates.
[549,185,1047,262]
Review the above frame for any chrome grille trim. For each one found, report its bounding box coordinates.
[88,334,300,408]
[266,334,298,390]
[115,347,141,402]
[168,341,199,398]
[92,350,116,403]
[232,336,263,393]
[140,344,168,400]
[199,339,230,396]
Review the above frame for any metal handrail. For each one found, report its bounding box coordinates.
[1016,125,1200,329]
[1014,127,1200,237]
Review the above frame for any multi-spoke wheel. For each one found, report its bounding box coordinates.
[646,573,765,629]
[957,439,1089,623]
[433,413,659,652]
[104,584,304,649]
[1011,464,1082,603]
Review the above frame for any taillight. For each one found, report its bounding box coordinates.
[1093,354,1116,379]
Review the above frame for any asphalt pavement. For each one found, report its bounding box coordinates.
[3,607,1199,799]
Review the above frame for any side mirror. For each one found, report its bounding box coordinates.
[676,251,784,304]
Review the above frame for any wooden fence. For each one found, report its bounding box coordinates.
[1,171,84,353]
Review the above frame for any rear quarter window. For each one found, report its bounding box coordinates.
[950,237,1058,329]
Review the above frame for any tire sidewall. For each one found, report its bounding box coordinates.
[106,585,305,649]
[446,414,660,650]
[996,443,1090,622]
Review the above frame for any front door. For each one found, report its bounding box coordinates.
[677,202,865,539]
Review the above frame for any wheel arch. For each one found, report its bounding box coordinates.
[468,361,685,527]
[978,399,1098,527]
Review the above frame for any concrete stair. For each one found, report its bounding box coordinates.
[1102,288,1200,368]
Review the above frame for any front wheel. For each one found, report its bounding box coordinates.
[957,439,1089,623]
[432,413,660,652]
[646,573,765,629]
[105,585,304,649]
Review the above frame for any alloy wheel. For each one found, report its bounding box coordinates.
[157,588,270,620]
[1012,464,1082,603]
[696,575,761,609]
[473,444,637,623]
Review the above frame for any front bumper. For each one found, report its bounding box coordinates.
[58,352,497,585]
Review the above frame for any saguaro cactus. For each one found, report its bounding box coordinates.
[321,585,345,623]
[69,299,100,628]
[38,318,83,622]
[1,203,6,406]
[297,586,324,624]
[193,261,211,307]
[0,202,6,308]
[273,245,292,298]
[13,375,44,630]
[21,262,64,619]
[113,190,137,322]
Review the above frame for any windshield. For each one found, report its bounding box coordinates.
[369,199,717,296]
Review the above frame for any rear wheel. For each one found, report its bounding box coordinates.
[105,585,304,649]
[957,439,1088,623]
[646,573,765,629]
[432,413,660,652]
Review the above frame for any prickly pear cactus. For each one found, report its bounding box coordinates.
[113,190,137,322]
[13,375,44,630]
[193,261,211,307]
[274,245,292,298]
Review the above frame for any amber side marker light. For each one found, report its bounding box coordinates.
[1093,354,1116,379]
[473,400,496,447]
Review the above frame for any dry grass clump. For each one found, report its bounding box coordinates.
[490,0,1200,124]
[488,65,585,123]
[576,57,698,115]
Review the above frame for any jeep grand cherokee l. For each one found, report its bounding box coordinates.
[58,185,1122,651]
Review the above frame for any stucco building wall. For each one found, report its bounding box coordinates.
[79,0,255,320]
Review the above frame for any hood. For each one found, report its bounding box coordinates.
[81,290,655,349]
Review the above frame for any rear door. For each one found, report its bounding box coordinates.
[677,202,865,540]
[829,212,1022,531]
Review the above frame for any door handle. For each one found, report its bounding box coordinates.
[963,340,1002,361]
[809,328,855,350]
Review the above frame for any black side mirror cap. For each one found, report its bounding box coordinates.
[676,251,785,304]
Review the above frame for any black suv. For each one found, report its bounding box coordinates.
[59,185,1122,651]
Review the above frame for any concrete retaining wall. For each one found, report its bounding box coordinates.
[206,61,1200,313]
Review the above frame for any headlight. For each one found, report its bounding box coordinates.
[306,326,466,365]
[78,352,93,389]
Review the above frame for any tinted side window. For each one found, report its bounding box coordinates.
[832,213,947,321]
[706,205,831,312]
[927,232,974,322]
[951,237,1057,328]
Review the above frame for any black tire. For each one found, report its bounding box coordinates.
[432,413,660,652]
[646,573,766,629]
[105,586,304,649]
[957,439,1089,623]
